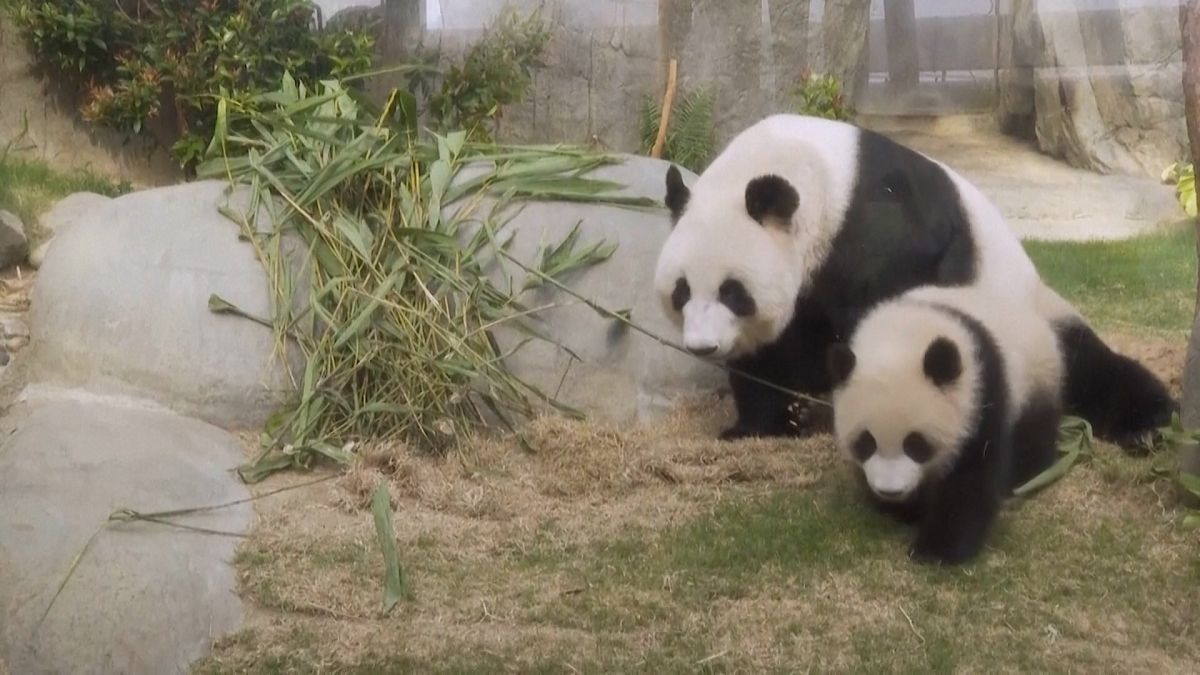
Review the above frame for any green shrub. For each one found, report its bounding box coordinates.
[1162,161,1197,217]
[639,87,716,174]
[791,70,854,121]
[427,10,551,141]
[8,0,374,168]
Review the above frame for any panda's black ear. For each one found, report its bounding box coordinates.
[745,174,800,228]
[826,343,856,387]
[665,165,690,225]
[923,337,962,387]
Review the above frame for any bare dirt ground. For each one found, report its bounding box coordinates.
[863,116,1184,242]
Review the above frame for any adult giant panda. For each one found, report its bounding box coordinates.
[826,285,1063,564]
[653,113,1173,446]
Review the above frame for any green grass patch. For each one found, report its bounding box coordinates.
[1026,221,1197,335]
[0,155,129,242]
[506,460,1198,671]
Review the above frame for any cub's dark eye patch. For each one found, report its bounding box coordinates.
[903,432,935,463]
[718,279,756,317]
[671,277,690,312]
[852,431,877,462]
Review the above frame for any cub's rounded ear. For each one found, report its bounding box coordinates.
[745,174,800,227]
[665,165,690,225]
[826,343,856,387]
[923,337,962,387]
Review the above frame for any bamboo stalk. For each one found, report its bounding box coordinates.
[650,58,678,159]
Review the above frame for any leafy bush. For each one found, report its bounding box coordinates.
[639,87,716,174]
[427,10,551,141]
[8,0,374,167]
[1162,162,1197,217]
[791,70,854,121]
[200,75,654,480]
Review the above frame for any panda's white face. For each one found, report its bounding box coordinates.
[828,302,980,502]
[654,167,804,361]
[654,226,799,360]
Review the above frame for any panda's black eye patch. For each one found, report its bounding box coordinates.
[671,277,690,312]
[852,431,877,462]
[903,432,935,463]
[718,279,757,317]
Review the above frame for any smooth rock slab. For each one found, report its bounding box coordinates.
[0,392,251,675]
[28,181,304,429]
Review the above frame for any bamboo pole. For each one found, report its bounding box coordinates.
[650,58,678,159]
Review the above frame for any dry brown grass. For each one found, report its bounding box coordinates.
[198,334,1200,673]
[202,394,844,671]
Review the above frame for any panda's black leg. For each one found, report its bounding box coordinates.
[1008,392,1062,492]
[909,462,1002,565]
[1056,320,1175,450]
[721,319,833,441]
[721,369,799,440]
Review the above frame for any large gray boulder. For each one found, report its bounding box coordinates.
[26,158,721,433]
[27,181,305,430]
[0,393,251,675]
[461,155,725,422]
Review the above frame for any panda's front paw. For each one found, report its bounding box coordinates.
[1111,428,1163,456]
[787,399,832,437]
[908,535,979,566]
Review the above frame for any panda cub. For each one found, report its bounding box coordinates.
[826,286,1063,565]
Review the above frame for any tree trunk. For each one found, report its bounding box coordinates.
[770,0,810,82]
[883,0,918,89]
[821,0,872,104]
[759,0,778,97]
[1179,0,1200,428]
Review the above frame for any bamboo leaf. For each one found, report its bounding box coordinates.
[372,483,407,614]
[1178,472,1200,499]
[1013,416,1093,497]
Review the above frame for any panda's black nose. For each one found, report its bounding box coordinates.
[687,344,718,356]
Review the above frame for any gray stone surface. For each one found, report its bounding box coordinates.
[28,193,117,270]
[0,393,251,675]
[459,155,725,422]
[27,180,305,429]
[0,210,27,268]
[383,0,818,155]
[39,192,116,238]
[1031,3,1187,177]
[26,239,50,270]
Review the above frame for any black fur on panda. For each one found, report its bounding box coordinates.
[652,113,1174,448]
[827,286,1062,564]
